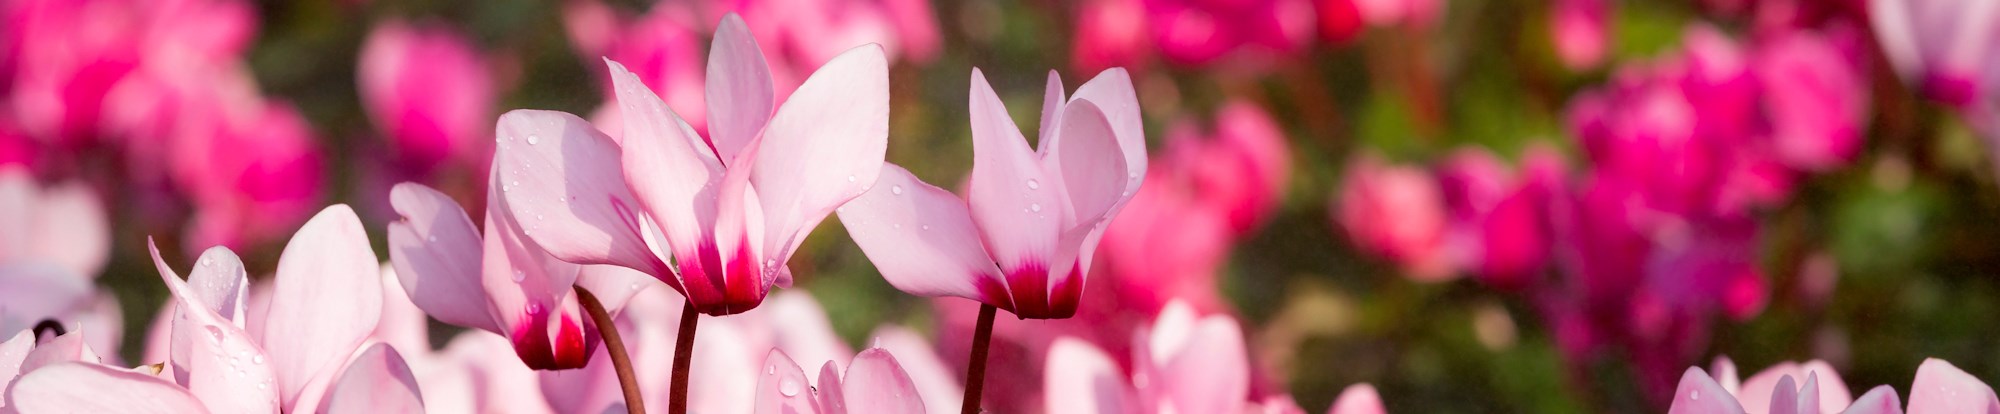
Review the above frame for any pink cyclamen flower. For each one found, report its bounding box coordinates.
[358,20,496,171]
[388,182,650,370]
[1669,358,2000,414]
[1755,28,1867,172]
[1869,0,2000,108]
[754,348,929,414]
[837,68,1147,319]
[1551,0,1609,70]
[1706,357,1855,414]
[497,14,889,316]
[1336,153,1452,281]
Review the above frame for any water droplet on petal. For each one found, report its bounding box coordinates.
[1029,203,1042,213]
[847,175,857,183]
[1691,390,1700,401]
[767,366,776,375]
[921,224,931,231]
[1026,179,1040,190]
[200,257,213,267]
[428,235,438,243]
[252,355,263,365]
[512,270,527,283]
[204,326,225,344]
[891,185,903,195]
[527,134,541,145]
[779,377,802,397]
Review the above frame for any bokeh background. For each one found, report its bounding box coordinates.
[5,0,1998,411]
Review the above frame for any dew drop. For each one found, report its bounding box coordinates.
[921,224,931,231]
[252,355,264,365]
[765,259,777,269]
[629,283,643,291]
[847,175,857,183]
[511,180,520,188]
[768,366,776,375]
[1128,172,1139,180]
[1691,390,1700,401]
[537,214,545,221]
[526,134,541,145]
[891,185,903,195]
[1029,203,1042,213]
[200,257,213,267]
[428,235,438,243]
[779,377,802,397]
[1026,179,1040,190]
[258,380,269,390]
[512,270,527,283]
[204,326,225,344]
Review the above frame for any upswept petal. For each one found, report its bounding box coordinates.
[377,267,432,356]
[842,348,927,414]
[754,349,820,414]
[1150,304,1249,414]
[6,362,213,414]
[493,109,661,275]
[1772,376,1801,414]
[17,331,97,378]
[1738,360,1853,414]
[1842,386,1903,414]
[0,330,31,401]
[1046,99,1130,232]
[867,326,962,414]
[1039,70,1066,150]
[152,241,279,414]
[703,148,768,314]
[483,200,594,370]
[706,13,776,163]
[387,182,499,332]
[818,362,850,413]
[838,164,1005,303]
[1044,338,1133,414]
[1067,68,1148,201]
[752,44,891,268]
[966,68,1062,274]
[1667,367,1748,414]
[1328,384,1387,414]
[1868,0,1919,81]
[260,205,383,412]
[608,59,723,275]
[320,343,426,414]
[1907,358,2000,414]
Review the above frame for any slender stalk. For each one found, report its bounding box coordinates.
[575,287,645,414]
[960,304,998,414]
[670,301,700,414]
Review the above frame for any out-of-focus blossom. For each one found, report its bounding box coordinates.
[498,15,889,316]
[1349,0,1444,28]
[1099,101,1288,313]
[1551,0,1609,70]
[754,348,928,414]
[1335,153,1452,281]
[839,68,1146,319]
[387,182,651,370]
[170,95,325,252]
[1433,147,1564,289]
[5,0,256,146]
[1706,357,1854,413]
[359,20,496,173]
[1755,28,1867,172]
[1871,0,2000,109]
[706,0,939,93]
[1668,358,1999,414]
[0,167,118,354]
[1074,0,1317,71]
[567,1,710,135]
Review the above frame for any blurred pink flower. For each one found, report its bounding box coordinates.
[1433,146,1563,289]
[5,0,255,146]
[1335,153,1452,281]
[1550,0,1609,70]
[359,20,497,173]
[692,0,938,99]
[1351,0,1443,28]
[1870,0,2000,109]
[567,1,710,135]
[496,15,889,316]
[1754,28,1868,172]
[1668,358,1999,414]
[171,96,325,251]
[838,68,1146,319]
[1074,0,1317,71]
[0,167,119,356]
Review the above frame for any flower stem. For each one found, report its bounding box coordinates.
[575,287,644,414]
[961,304,997,414]
[670,301,700,414]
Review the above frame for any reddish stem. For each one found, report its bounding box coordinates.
[670,301,700,414]
[575,287,644,414]
[960,304,997,414]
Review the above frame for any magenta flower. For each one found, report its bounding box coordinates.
[1073,0,1317,71]
[1550,0,1609,70]
[837,68,1147,319]
[358,20,497,172]
[497,14,889,316]
[564,1,711,135]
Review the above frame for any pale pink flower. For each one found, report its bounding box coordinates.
[754,348,929,414]
[358,20,497,172]
[837,68,1147,319]
[1042,300,1359,413]
[1669,358,2000,414]
[1335,154,1452,281]
[1869,0,2000,108]
[1551,0,1609,70]
[495,14,889,316]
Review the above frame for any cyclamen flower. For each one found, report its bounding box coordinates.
[0,167,119,352]
[1870,0,2000,109]
[754,348,929,414]
[1335,153,1451,281]
[358,20,496,172]
[1668,358,2000,414]
[837,68,1147,319]
[497,14,889,316]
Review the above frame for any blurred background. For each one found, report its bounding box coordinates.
[4,0,1999,411]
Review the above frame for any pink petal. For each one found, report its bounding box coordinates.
[18,331,97,377]
[151,241,279,414]
[1043,99,1130,276]
[1039,70,1067,149]
[387,182,501,332]
[751,43,891,268]
[261,205,383,412]
[1149,303,1249,414]
[754,349,821,414]
[1067,68,1148,201]
[1739,360,1854,414]
[377,266,432,356]
[1869,0,1920,81]
[1668,367,1749,414]
[1842,386,1903,414]
[1328,384,1387,414]
[1772,375,1801,414]
[538,285,677,414]
[764,291,853,374]
[837,164,1005,303]
[1044,338,1132,414]
[705,13,776,164]
[483,196,595,370]
[819,361,849,413]
[606,58,723,280]
[6,362,212,414]
[842,348,926,414]
[573,264,655,317]
[1907,358,2000,414]
[0,263,91,337]
[867,326,963,414]
[320,342,426,414]
[1800,373,1823,414]
[965,68,1061,274]
[0,330,31,400]
[438,331,555,413]
[30,181,109,279]
[492,109,661,275]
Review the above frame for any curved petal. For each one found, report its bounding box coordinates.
[608,58,723,278]
[321,343,426,414]
[753,349,821,414]
[1047,100,1130,232]
[0,330,31,399]
[843,348,926,414]
[1328,384,1386,414]
[1842,385,1903,414]
[153,241,279,414]
[1038,70,1066,151]
[818,362,848,413]
[1868,0,1920,81]
[1044,338,1132,414]
[1771,375,1800,414]
[261,205,383,412]
[377,266,432,355]
[18,331,97,376]
[837,165,1005,304]
[1668,367,1748,414]
[483,205,595,370]
[573,265,655,317]
[705,13,776,163]
[387,182,499,332]
[1907,358,2000,414]
[1740,360,1854,414]
[7,362,212,414]
[752,44,891,266]
[1154,309,1249,414]
[1067,68,1148,201]
[764,291,852,374]
[966,68,1061,278]
[493,109,661,275]
[867,326,962,414]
